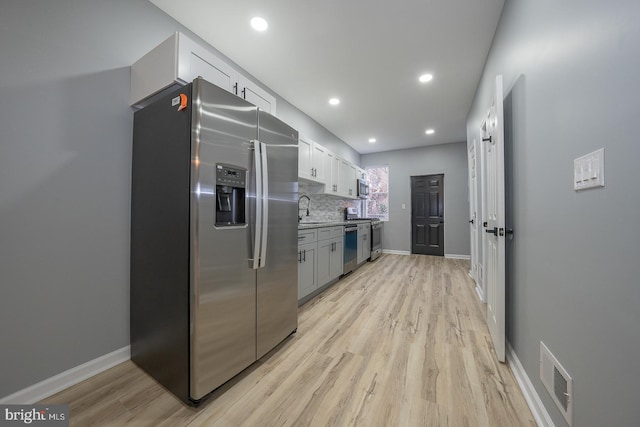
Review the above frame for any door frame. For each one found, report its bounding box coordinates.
[468,140,479,284]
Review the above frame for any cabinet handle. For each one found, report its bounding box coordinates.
[233,83,238,95]
[241,88,246,99]
[303,249,306,262]
[298,250,302,263]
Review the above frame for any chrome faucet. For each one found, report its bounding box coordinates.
[298,195,311,222]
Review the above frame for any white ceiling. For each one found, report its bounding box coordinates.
[149,0,504,154]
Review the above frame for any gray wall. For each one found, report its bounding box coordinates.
[0,0,355,398]
[361,142,470,256]
[467,0,640,426]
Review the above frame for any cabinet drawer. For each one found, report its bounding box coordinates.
[317,226,343,241]
[298,229,317,245]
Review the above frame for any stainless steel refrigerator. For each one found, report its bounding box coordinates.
[130,78,298,404]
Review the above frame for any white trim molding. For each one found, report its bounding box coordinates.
[506,342,555,427]
[382,249,411,255]
[0,346,130,404]
[445,254,471,260]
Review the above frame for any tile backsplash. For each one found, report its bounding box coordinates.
[298,183,362,222]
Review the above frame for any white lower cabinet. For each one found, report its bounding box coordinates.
[297,229,317,300]
[357,222,371,264]
[298,241,317,299]
[317,236,343,287]
[298,226,343,301]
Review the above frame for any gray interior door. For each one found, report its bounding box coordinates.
[411,174,444,256]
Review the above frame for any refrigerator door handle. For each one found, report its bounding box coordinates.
[258,141,269,268]
[251,140,263,269]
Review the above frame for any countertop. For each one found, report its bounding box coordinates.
[298,219,371,230]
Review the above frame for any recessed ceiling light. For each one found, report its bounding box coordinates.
[368,138,376,143]
[425,129,435,135]
[329,98,340,106]
[250,17,268,31]
[419,73,433,83]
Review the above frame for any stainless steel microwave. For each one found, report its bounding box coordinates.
[357,179,369,198]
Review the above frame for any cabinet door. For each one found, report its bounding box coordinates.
[298,137,313,181]
[356,167,367,181]
[317,239,333,287]
[348,164,357,198]
[339,159,350,197]
[183,41,239,93]
[238,75,277,115]
[328,153,341,195]
[311,142,327,184]
[363,230,371,260]
[339,160,357,199]
[329,237,344,280]
[298,243,316,299]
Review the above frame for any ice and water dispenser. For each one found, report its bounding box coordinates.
[215,164,246,226]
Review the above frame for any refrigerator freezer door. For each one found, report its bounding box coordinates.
[190,79,258,400]
[256,110,299,359]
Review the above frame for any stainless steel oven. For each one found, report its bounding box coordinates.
[357,179,369,198]
[343,224,358,274]
[370,220,382,261]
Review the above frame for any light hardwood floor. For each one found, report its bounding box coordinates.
[42,254,536,426]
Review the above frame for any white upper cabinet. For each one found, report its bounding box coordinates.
[328,152,341,195]
[356,167,368,181]
[311,143,327,183]
[304,147,359,199]
[340,159,357,199]
[130,32,276,114]
[298,136,329,185]
[238,75,276,116]
[298,137,313,181]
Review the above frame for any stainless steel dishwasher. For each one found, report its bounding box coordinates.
[343,224,358,274]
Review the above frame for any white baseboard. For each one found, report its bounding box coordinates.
[0,346,131,404]
[382,249,410,255]
[475,284,486,302]
[380,251,470,259]
[445,254,470,260]
[506,342,554,427]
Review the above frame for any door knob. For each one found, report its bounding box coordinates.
[485,227,498,236]
[469,219,474,224]
[483,221,488,228]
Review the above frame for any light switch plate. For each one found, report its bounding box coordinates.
[574,148,604,191]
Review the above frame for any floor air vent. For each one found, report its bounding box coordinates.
[540,341,573,425]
